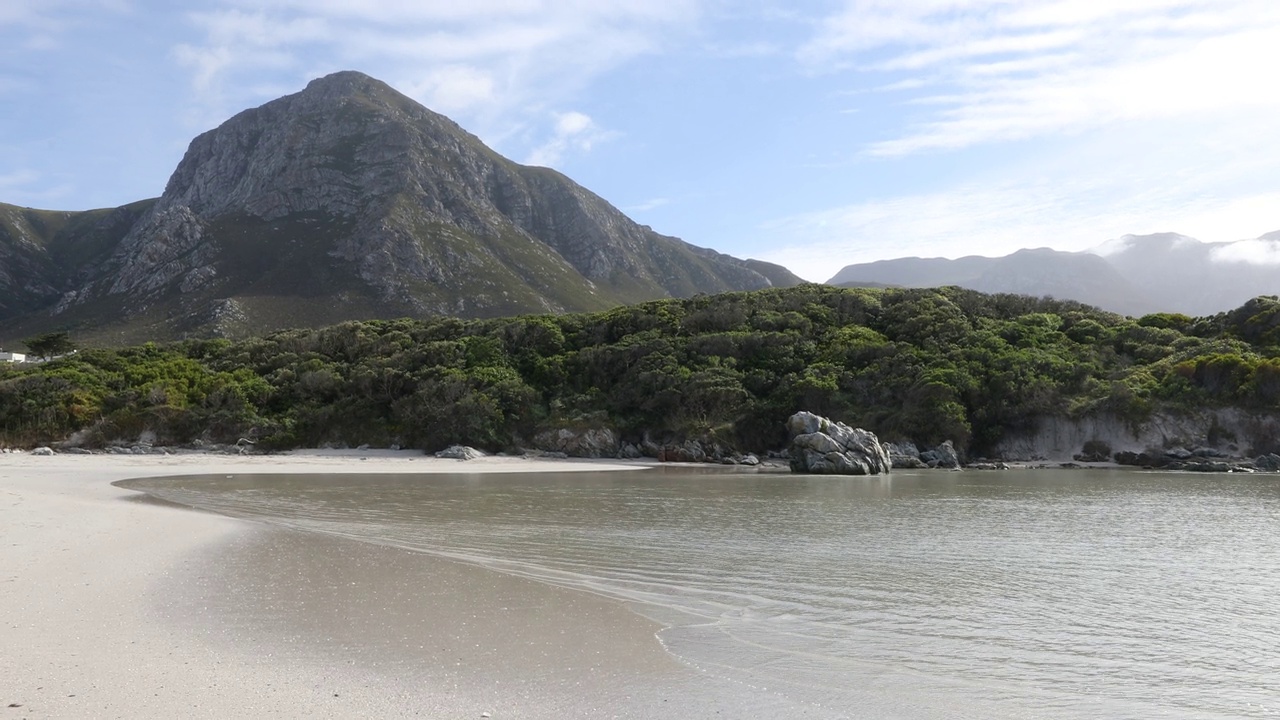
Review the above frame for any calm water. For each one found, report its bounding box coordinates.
[119,467,1280,718]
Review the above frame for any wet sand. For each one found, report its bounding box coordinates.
[0,451,711,718]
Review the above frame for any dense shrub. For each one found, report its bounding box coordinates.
[5,285,1280,455]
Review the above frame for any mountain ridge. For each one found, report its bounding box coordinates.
[828,232,1280,316]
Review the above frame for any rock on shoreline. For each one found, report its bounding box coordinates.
[786,411,891,475]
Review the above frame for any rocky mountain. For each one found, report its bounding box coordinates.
[0,71,800,345]
[0,201,154,321]
[828,232,1280,316]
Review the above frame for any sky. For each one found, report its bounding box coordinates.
[3,1,1280,282]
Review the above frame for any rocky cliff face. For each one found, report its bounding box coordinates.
[993,408,1280,461]
[2,71,800,344]
[0,201,150,326]
[0,206,61,316]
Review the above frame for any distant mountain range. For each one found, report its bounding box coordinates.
[828,232,1280,317]
[0,71,801,345]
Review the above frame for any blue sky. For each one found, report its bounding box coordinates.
[3,1,1280,281]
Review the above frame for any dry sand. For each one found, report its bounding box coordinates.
[0,451,711,719]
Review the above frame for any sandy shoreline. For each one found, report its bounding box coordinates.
[0,451,718,718]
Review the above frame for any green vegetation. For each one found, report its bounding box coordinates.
[22,332,76,360]
[3,286,1280,454]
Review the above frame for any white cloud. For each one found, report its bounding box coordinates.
[1091,233,1198,257]
[0,1,132,47]
[752,131,1280,283]
[525,111,613,167]
[23,33,60,50]
[801,0,1280,156]
[0,3,51,26]
[1210,239,1280,265]
[220,0,695,25]
[626,197,672,213]
[173,0,700,154]
[706,40,783,58]
[0,168,75,207]
[745,1,1280,281]
[400,65,496,115]
[173,9,331,96]
[756,184,1280,282]
[0,168,40,191]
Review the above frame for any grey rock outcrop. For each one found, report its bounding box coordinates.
[652,439,741,464]
[1253,453,1280,471]
[786,411,891,475]
[532,427,619,458]
[999,408,1280,464]
[919,440,960,469]
[434,445,485,460]
[884,441,927,469]
[106,205,212,298]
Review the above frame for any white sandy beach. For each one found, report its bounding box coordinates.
[0,451,709,719]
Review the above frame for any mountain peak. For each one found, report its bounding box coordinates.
[304,69,381,91]
[296,70,419,111]
[0,71,800,343]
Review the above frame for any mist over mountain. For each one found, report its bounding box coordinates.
[0,71,800,345]
[829,232,1280,317]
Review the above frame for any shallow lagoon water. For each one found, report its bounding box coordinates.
[119,467,1280,718]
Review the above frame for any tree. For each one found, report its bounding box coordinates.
[23,332,76,360]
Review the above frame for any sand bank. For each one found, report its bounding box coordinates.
[0,451,719,718]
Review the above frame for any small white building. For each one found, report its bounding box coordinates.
[0,351,26,363]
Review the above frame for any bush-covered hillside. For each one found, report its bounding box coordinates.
[4,285,1280,455]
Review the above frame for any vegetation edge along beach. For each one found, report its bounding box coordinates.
[5,284,1280,469]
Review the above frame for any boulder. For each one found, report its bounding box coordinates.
[1186,461,1239,473]
[966,461,1010,470]
[1253,453,1280,471]
[434,445,485,460]
[658,440,707,463]
[532,427,619,458]
[1114,450,1172,467]
[30,446,55,456]
[884,441,927,469]
[639,435,663,459]
[1073,439,1112,463]
[786,411,890,475]
[919,440,960,469]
